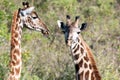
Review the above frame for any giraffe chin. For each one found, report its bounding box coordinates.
[40,30,50,39]
[33,27,49,36]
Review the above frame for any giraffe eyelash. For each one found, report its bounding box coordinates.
[32,16,38,19]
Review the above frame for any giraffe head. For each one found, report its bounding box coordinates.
[57,15,87,46]
[18,2,49,35]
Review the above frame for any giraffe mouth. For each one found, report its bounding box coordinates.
[24,24,49,36]
[34,27,49,36]
[41,29,49,35]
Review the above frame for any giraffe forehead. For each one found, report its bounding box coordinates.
[68,22,75,27]
[23,6,34,14]
[30,12,38,16]
[69,27,80,33]
[68,22,79,30]
[19,7,35,17]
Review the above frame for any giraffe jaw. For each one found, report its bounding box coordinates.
[33,27,49,36]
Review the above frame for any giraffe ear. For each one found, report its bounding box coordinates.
[57,20,66,32]
[57,20,65,28]
[80,23,87,31]
[18,8,25,16]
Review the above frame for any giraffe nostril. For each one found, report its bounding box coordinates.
[32,26,35,29]
[41,30,49,36]
[45,31,49,35]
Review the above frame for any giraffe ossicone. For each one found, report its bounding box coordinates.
[57,15,101,80]
[7,2,49,80]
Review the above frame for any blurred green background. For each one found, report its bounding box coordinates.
[0,0,120,80]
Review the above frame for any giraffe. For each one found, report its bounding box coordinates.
[7,2,49,80]
[57,15,101,80]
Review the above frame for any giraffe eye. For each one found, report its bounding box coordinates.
[32,16,38,19]
[77,32,80,34]
[32,14,38,19]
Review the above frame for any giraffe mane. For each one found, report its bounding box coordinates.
[11,10,19,33]
[79,35,101,79]
[8,10,21,80]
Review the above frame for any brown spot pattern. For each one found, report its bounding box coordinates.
[11,68,15,75]
[80,71,84,80]
[16,59,20,66]
[14,32,19,38]
[79,59,83,67]
[89,64,92,69]
[15,67,20,75]
[13,38,19,45]
[72,44,77,49]
[11,44,15,51]
[91,72,94,80]
[84,55,89,62]
[84,63,88,68]
[14,49,20,56]
[73,45,79,53]
[13,55,17,61]
[74,54,79,60]
[81,47,84,54]
[12,61,15,66]
[80,42,84,46]
[85,71,89,80]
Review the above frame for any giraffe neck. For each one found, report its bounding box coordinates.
[8,11,22,80]
[70,35,101,80]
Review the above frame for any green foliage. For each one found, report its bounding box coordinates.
[0,53,9,80]
[0,0,16,44]
[0,0,120,80]
[0,65,5,80]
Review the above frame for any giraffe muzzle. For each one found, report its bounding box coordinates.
[41,29,49,36]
